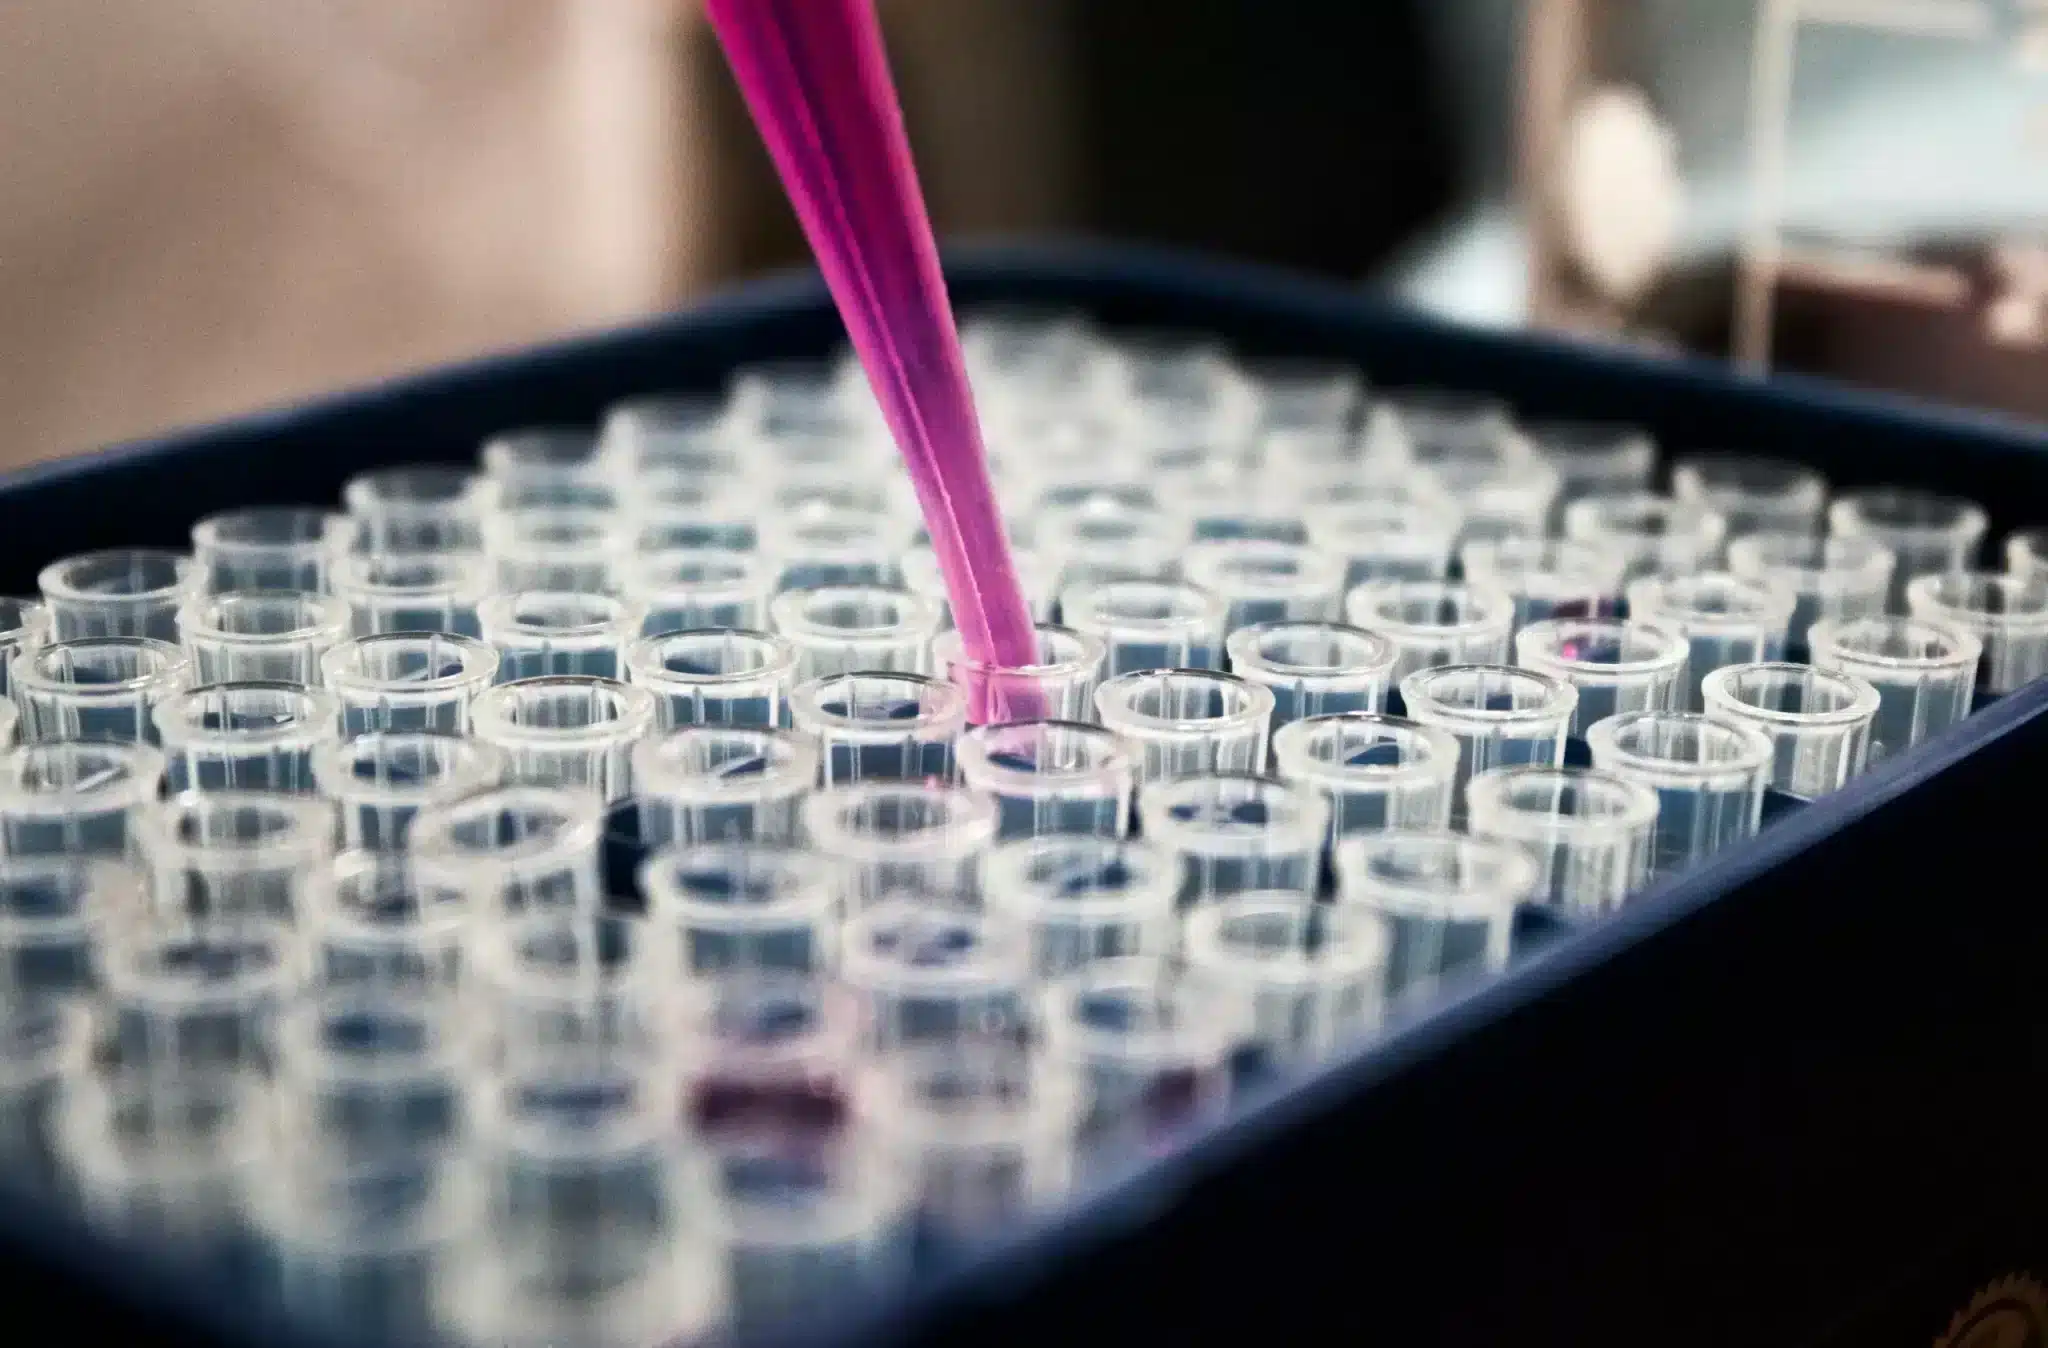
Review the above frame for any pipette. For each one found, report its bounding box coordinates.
[702,0,1038,684]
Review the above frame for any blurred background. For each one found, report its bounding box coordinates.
[5,0,2046,471]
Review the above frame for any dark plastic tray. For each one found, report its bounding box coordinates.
[3,243,2046,1348]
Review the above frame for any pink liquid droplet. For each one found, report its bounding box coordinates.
[703,0,1039,714]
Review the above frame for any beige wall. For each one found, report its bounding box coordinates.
[0,0,1078,471]
[0,0,703,469]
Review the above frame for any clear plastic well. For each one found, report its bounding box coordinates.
[1331,830,1536,1002]
[626,629,797,730]
[1513,617,1688,735]
[1807,616,1981,766]
[1464,765,1658,915]
[1699,662,1880,800]
[631,726,820,849]
[1093,669,1273,783]
[1135,774,1329,905]
[955,720,1134,840]
[12,638,190,746]
[1584,710,1772,877]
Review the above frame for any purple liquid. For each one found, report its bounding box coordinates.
[691,1076,850,1145]
[703,0,1038,707]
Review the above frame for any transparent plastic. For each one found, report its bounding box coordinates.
[602,392,744,480]
[309,731,505,850]
[1904,571,2048,696]
[0,597,48,698]
[447,1055,727,1343]
[1299,498,1463,587]
[100,914,303,1068]
[1457,536,1626,632]
[176,591,350,686]
[1342,579,1515,684]
[1807,617,1981,766]
[625,629,797,730]
[1828,488,1989,609]
[190,507,346,594]
[1398,665,1576,826]
[789,671,966,785]
[1181,895,1390,1064]
[799,781,998,911]
[1093,669,1274,783]
[624,549,774,634]
[1625,572,1795,710]
[1331,830,1537,1001]
[1136,774,1329,905]
[774,478,911,525]
[955,720,1134,840]
[629,471,762,554]
[641,842,840,976]
[1374,389,1519,469]
[1700,662,1881,799]
[2006,527,2048,582]
[271,986,467,1157]
[466,909,678,1056]
[980,835,1180,976]
[1269,711,1461,841]
[135,791,335,922]
[54,1062,269,1249]
[1669,454,1826,536]
[321,632,499,737]
[713,1130,909,1335]
[305,850,473,989]
[340,465,494,555]
[1523,419,1656,515]
[675,973,865,1161]
[839,899,1032,1050]
[1421,454,1561,544]
[1725,532,1895,655]
[481,426,617,511]
[1037,957,1245,1167]
[730,358,883,444]
[1246,356,1364,437]
[1512,617,1690,736]
[761,503,917,592]
[38,549,198,642]
[1584,711,1773,877]
[933,624,1104,725]
[1059,579,1228,676]
[333,552,492,640]
[1035,497,1188,591]
[770,586,943,680]
[0,856,145,1002]
[470,676,657,803]
[439,1229,727,1348]
[153,682,339,794]
[870,1036,1081,1243]
[1225,620,1396,726]
[631,726,820,849]
[1179,539,1345,631]
[0,1002,75,1187]
[408,786,605,916]
[12,637,189,745]
[1465,766,1658,915]
[479,592,645,682]
[483,506,633,595]
[1561,493,1727,581]
[0,740,165,859]
[245,1130,464,1342]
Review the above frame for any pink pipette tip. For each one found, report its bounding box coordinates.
[703,0,1040,706]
